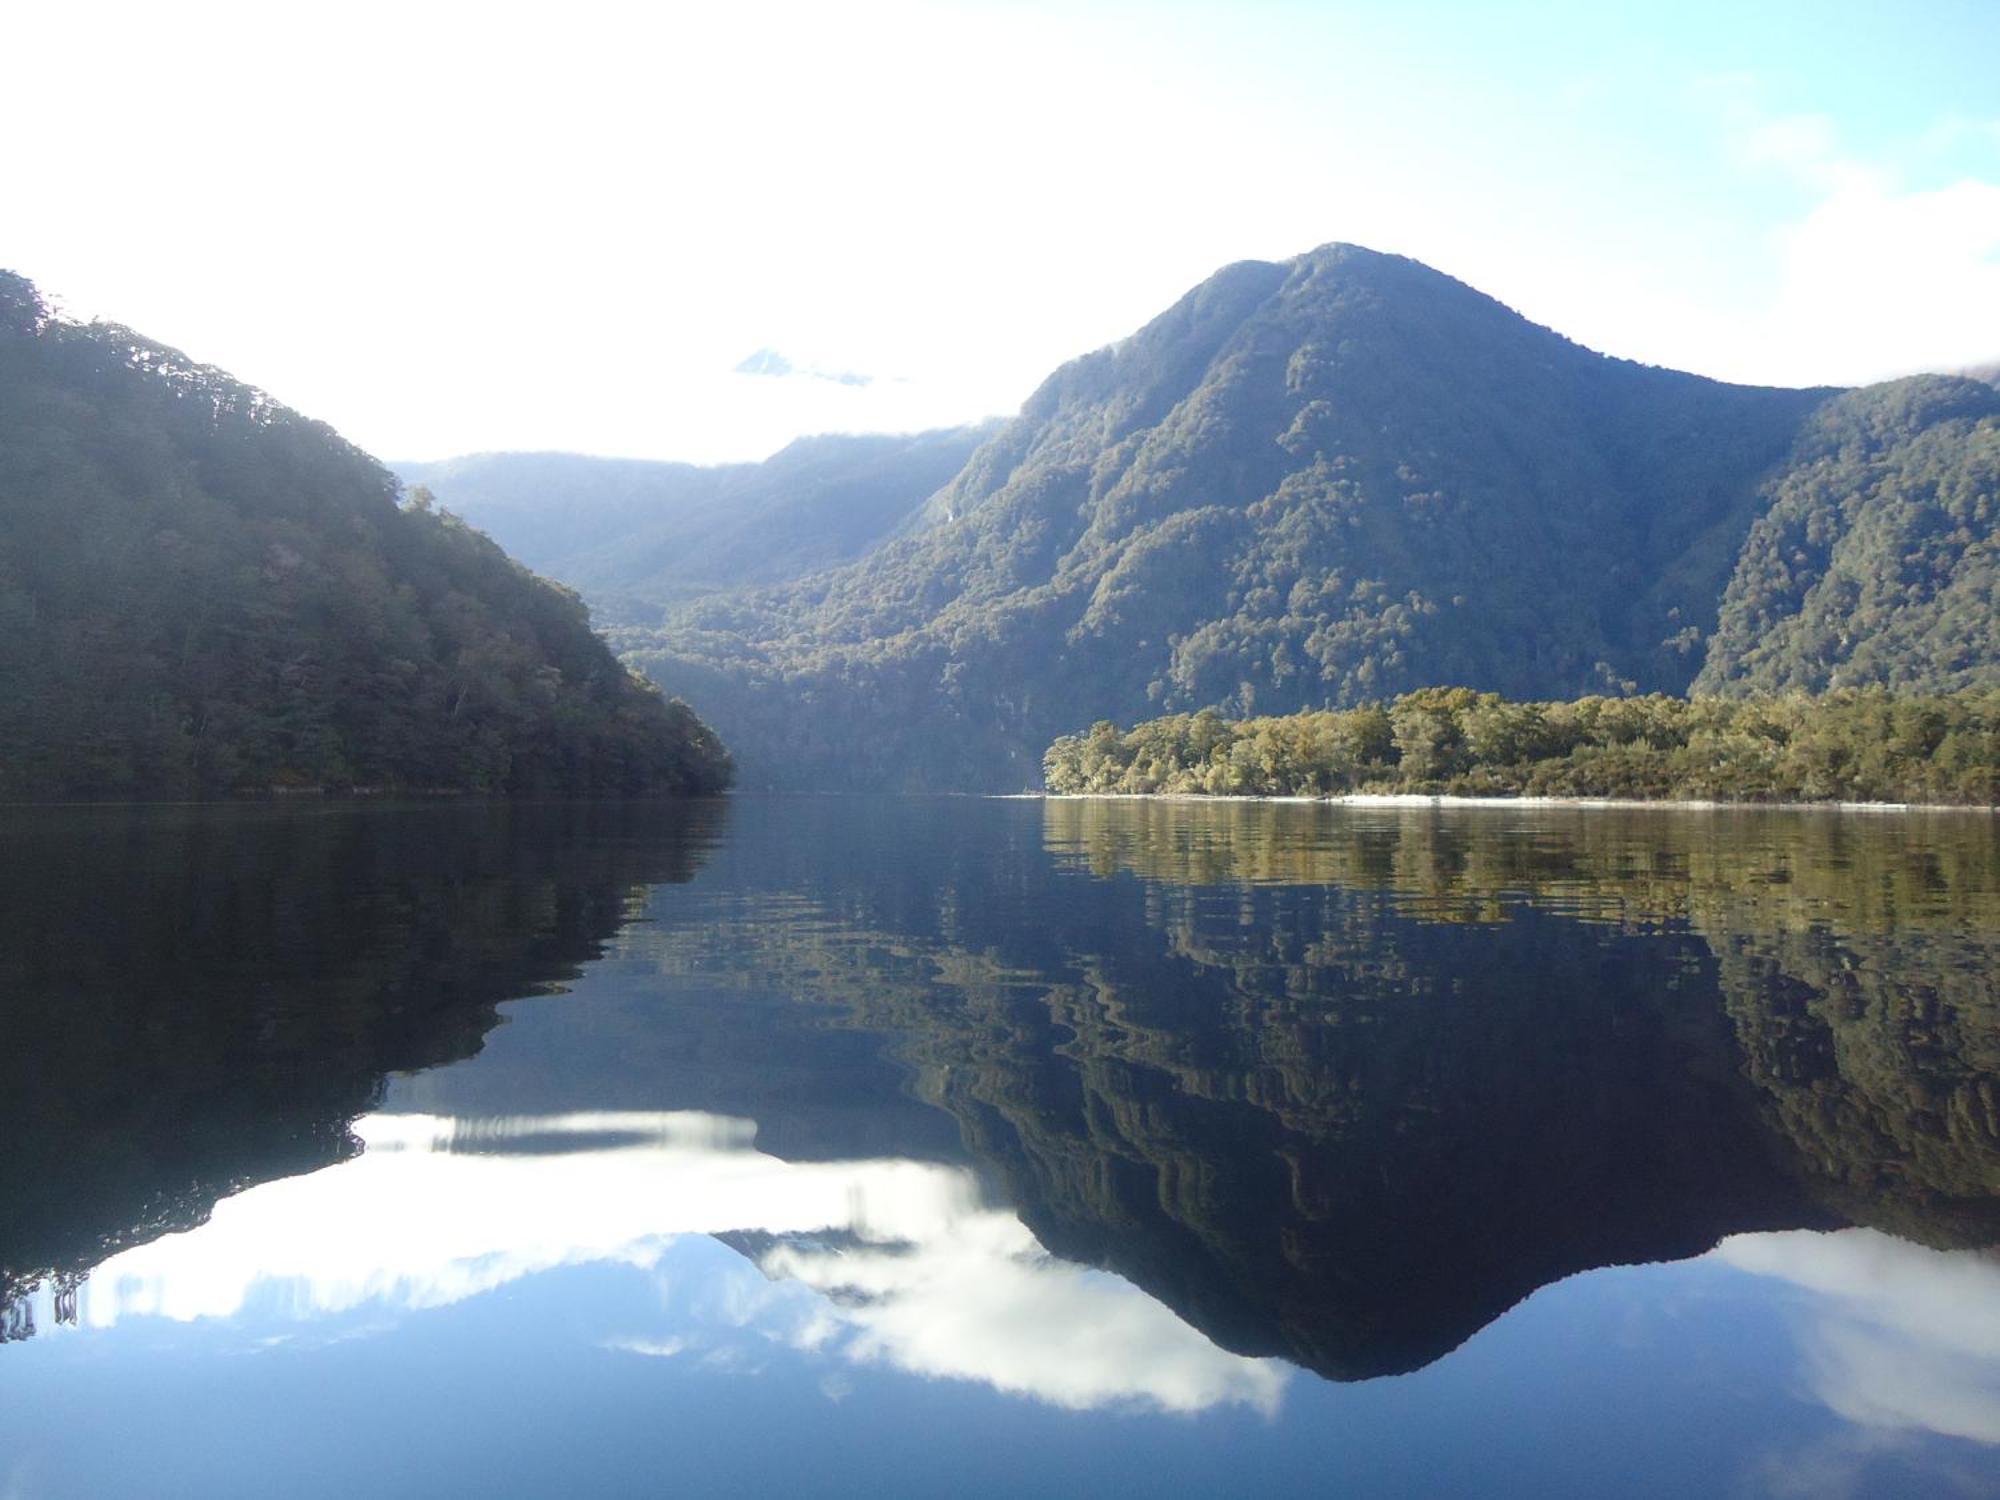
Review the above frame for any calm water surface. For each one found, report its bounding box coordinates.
[3,796,1999,1498]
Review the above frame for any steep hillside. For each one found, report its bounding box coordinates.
[624,243,1835,789]
[1697,376,2000,694]
[0,272,731,799]
[397,423,993,618]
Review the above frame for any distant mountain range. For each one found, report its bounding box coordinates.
[395,424,995,621]
[560,242,2000,789]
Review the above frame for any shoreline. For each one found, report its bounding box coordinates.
[1025,792,1998,814]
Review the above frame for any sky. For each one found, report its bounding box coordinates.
[7,0,1999,464]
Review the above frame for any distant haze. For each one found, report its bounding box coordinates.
[6,0,1998,463]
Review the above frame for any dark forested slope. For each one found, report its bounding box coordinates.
[1697,376,2000,695]
[623,244,1840,789]
[397,423,993,618]
[0,272,731,799]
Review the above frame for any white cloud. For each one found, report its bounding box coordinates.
[1735,112,1868,194]
[1716,1228,2000,1446]
[1644,107,2000,386]
[1762,173,2000,382]
[49,1109,1286,1416]
[760,1222,1288,1416]
[6,4,1993,460]
[601,1334,690,1359]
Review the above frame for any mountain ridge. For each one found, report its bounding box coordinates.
[624,242,1932,789]
[396,422,996,620]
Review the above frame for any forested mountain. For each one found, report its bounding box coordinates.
[607,245,2000,790]
[0,272,731,799]
[616,245,1828,787]
[396,423,993,620]
[1697,376,2000,694]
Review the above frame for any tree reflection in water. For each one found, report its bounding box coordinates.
[4,797,1997,1412]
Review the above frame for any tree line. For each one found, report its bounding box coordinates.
[1043,687,2000,804]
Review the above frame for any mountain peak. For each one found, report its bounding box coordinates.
[633,247,1858,788]
[598,245,1999,791]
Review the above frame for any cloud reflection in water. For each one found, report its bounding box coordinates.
[62,1111,1288,1416]
[1717,1228,2000,1447]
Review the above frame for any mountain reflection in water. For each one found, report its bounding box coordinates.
[2,796,1998,1494]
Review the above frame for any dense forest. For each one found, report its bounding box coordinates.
[1042,688,2000,803]
[1697,377,2000,694]
[589,244,2000,791]
[396,423,994,621]
[0,272,732,799]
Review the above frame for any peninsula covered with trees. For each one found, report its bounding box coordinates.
[1043,688,2000,805]
[0,272,732,800]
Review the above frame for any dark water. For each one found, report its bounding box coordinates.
[4,796,2000,1498]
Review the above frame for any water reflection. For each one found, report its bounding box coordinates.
[0,800,724,1313]
[37,1110,1284,1415]
[1719,1230,2000,1446]
[4,796,2000,1492]
[1037,800,2000,1255]
[474,800,1992,1383]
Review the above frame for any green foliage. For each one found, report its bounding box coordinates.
[0,274,732,800]
[615,244,1843,790]
[1043,687,2000,805]
[1696,376,2000,696]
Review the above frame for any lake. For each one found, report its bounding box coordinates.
[3,796,1998,1498]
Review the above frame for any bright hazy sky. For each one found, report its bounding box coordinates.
[8,0,1999,463]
